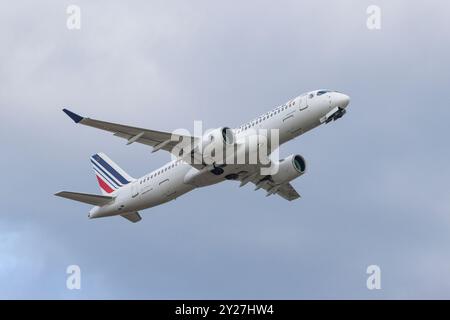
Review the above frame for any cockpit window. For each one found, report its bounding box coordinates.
[317,90,331,96]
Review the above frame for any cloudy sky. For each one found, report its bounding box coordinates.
[1,0,450,299]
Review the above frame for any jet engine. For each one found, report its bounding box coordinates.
[270,154,306,184]
[199,127,235,165]
[201,127,235,147]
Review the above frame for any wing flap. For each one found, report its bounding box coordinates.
[274,183,301,201]
[232,164,301,201]
[252,176,301,201]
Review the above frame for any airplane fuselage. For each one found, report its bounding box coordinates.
[89,90,350,219]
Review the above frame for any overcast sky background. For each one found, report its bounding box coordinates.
[1,0,450,299]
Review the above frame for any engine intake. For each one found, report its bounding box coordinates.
[221,127,234,144]
[200,127,235,165]
[202,127,234,147]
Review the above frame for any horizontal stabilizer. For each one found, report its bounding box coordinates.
[55,191,114,206]
[121,212,142,223]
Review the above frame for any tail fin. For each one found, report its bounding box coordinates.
[90,152,134,195]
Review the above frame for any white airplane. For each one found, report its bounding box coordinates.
[55,90,350,223]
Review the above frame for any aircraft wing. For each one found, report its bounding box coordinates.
[62,109,199,158]
[270,182,301,201]
[234,165,301,201]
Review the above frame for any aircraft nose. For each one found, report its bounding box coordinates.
[334,93,350,108]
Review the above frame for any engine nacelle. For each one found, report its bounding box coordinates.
[202,127,234,146]
[200,127,235,164]
[271,154,306,184]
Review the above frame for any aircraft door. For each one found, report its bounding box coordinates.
[130,181,139,198]
[299,95,307,111]
[282,98,300,137]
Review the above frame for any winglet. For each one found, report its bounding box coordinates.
[62,108,84,123]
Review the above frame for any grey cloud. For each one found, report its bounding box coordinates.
[1,0,450,298]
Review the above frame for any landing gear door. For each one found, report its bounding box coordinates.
[299,94,307,111]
